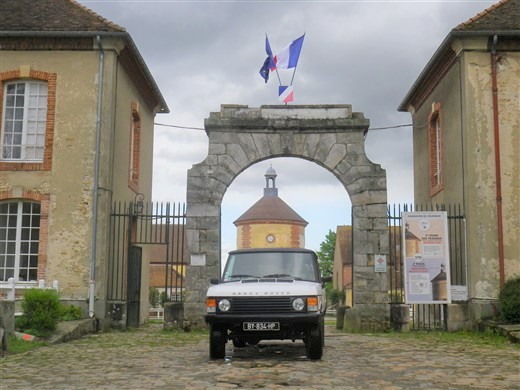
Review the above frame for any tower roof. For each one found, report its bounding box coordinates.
[234,167,307,226]
[233,195,308,226]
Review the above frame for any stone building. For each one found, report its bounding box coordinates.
[234,167,308,249]
[0,0,168,324]
[398,0,519,322]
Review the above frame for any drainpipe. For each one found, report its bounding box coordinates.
[491,35,505,288]
[89,35,105,317]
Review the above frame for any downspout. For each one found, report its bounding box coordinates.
[89,35,104,317]
[491,35,505,288]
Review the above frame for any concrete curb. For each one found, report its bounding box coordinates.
[48,319,97,344]
[482,321,520,343]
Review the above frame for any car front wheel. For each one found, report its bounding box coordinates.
[305,322,324,360]
[209,325,226,359]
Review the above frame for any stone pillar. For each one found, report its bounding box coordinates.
[163,301,186,330]
[390,304,410,332]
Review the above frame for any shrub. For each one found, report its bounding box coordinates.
[160,291,169,307]
[16,289,60,338]
[149,287,160,308]
[499,276,520,323]
[326,288,343,307]
[58,304,83,321]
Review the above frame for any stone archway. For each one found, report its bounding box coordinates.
[185,104,390,330]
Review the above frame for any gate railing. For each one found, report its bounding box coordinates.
[108,201,186,304]
[387,203,466,331]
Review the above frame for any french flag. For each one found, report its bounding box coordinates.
[279,86,294,103]
[273,34,305,69]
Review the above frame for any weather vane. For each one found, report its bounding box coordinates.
[259,34,305,104]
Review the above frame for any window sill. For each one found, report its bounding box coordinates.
[0,281,38,290]
[0,160,49,171]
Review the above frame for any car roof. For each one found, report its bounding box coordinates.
[228,248,317,255]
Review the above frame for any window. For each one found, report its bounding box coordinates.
[0,201,40,282]
[1,81,48,161]
[428,104,443,196]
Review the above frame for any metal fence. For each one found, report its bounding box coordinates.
[108,201,186,306]
[387,203,466,330]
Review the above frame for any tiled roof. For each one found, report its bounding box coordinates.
[455,0,519,32]
[0,0,125,32]
[0,0,169,113]
[398,0,519,112]
[234,195,308,225]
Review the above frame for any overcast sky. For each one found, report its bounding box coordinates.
[82,0,494,257]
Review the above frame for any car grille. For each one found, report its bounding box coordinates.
[225,296,295,314]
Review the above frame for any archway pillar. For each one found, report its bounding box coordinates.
[185,104,391,330]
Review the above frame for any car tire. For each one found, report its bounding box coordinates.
[209,325,226,359]
[247,337,260,346]
[232,338,247,348]
[306,323,323,360]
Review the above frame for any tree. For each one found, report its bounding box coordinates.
[316,229,336,276]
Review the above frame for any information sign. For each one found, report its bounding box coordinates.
[402,211,451,304]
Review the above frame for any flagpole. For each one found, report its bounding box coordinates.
[290,67,297,86]
[266,34,282,86]
[290,32,305,86]
[275,68,282,86]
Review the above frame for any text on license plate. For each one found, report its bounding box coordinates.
[243,322,280,331]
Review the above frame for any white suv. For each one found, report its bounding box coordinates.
[205,248,331,360]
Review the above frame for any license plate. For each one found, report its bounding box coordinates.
[243,322,280,331]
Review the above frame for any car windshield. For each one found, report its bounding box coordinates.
[222,251,319,282]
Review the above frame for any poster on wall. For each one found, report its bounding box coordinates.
[402,211,451,304]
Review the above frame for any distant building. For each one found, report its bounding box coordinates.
[333,225,403,307]
[148,224,186,301]
[332,226,352,307]
[398,0,519,305]
[234,167,308,249]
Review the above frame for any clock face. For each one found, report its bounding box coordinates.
[266,234,275,243]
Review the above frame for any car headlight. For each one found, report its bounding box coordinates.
[218,298,231,312]
[292,297,305,311]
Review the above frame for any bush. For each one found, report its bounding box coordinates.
[16,289,60,338]
[58,304,83,321]
[499,276,520,323]
[149,287,160,308]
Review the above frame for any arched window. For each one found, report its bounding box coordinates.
[0,200,40,282]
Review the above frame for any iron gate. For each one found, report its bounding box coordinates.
[108,200,186,326]
[387,203,466,331]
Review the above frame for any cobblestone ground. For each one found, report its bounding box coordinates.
[1,324,519,389]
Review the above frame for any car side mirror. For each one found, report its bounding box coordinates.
[210,278,220,285]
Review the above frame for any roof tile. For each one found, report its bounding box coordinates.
[455,0,520,32]
[0,0,125,32]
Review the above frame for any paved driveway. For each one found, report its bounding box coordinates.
[1,324,518,389]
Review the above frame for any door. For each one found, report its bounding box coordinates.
[127,246,142,327]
